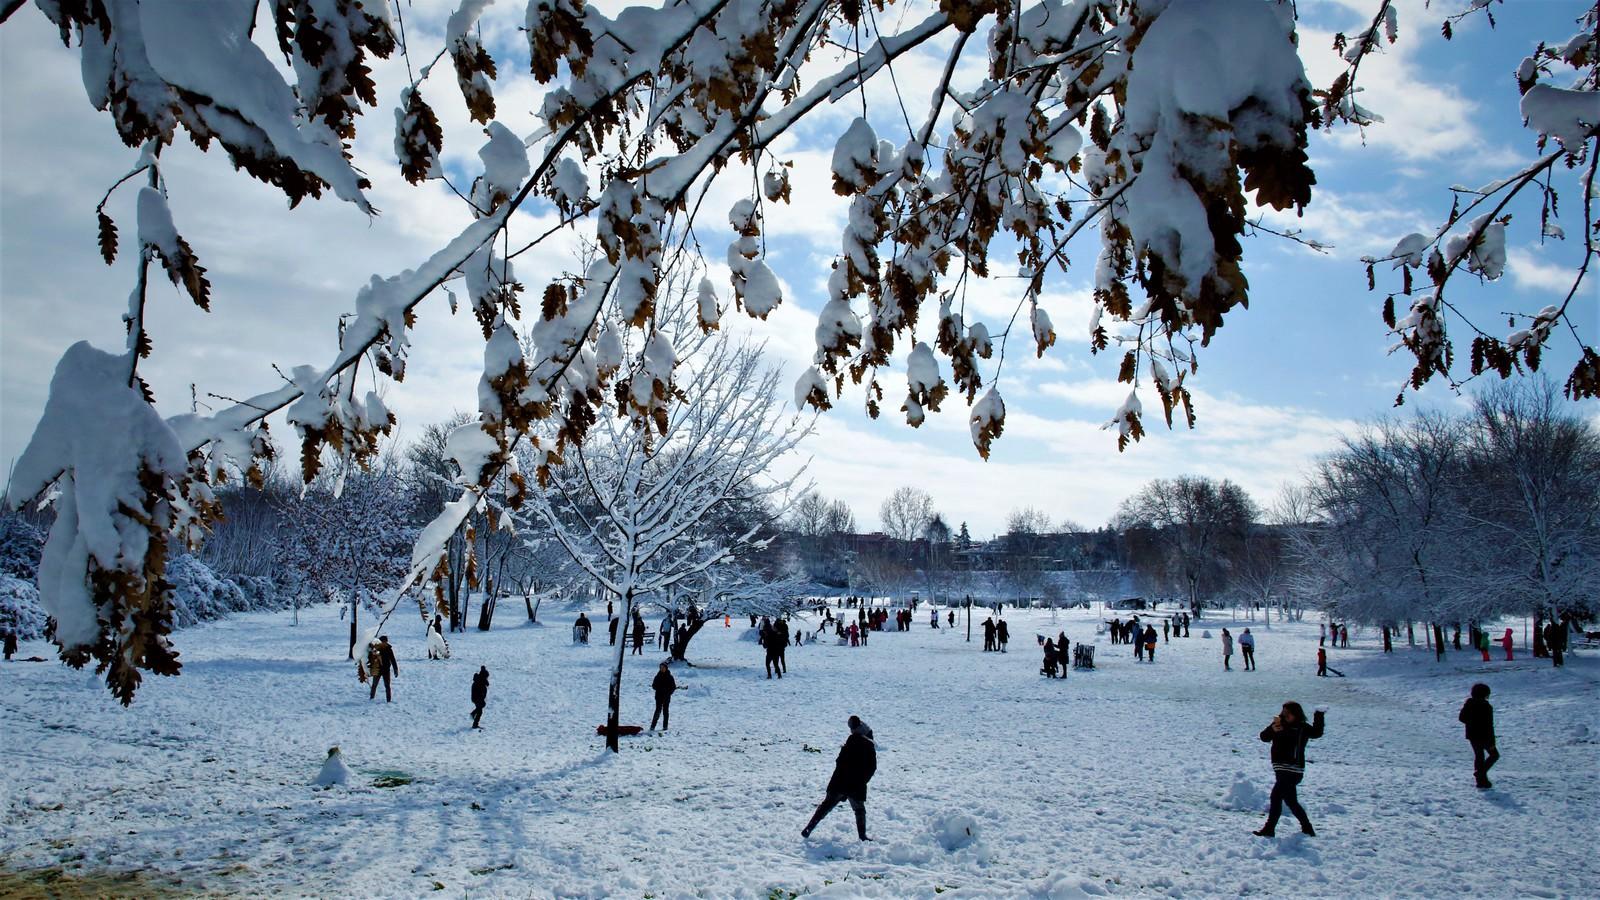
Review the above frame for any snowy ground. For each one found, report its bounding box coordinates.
[2,604,1597,899]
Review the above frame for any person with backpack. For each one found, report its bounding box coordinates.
[1143,624,1158,662]
[470,666,490,729]
[1254,701,1325,837]
[1458,683,1499,788]
[368,635,399,702]
[650,661,677,731]
[1221,627,1234,671]
[801,716,877,841]
[1239,628,1257,671]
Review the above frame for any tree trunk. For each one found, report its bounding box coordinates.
[348,594,358,659]
[670,617,709,661]
[1433,623,1445,662]
[477,591,496,631]
[1452,622,1461,650]
[1406,621,1415,646]
[604,588,632,753]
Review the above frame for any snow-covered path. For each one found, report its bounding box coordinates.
[2,605,1596,898]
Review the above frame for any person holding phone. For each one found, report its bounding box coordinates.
[1254,702,1325,837]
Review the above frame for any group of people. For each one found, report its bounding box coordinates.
[980,617,1010,652]
[1040,631,1072,677]
[1319,622,1351,648]
[1219,627,1257,671]
[758,616,792,677]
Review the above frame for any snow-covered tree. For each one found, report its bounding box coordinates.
[9,0,1594,698]
[518,317,808,750]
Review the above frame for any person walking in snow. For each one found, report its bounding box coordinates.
[1240,628,1257,671]
[1339,624,1349,648]
[368,635,398,702]
[1182,612,1191,637]
[660,614,673,652]
[470,666,490,729]
[1042,638,1059,678]
[631,609,646,655]
[1163,619,1170,643]
[847,621,859,647]
[997,619,1010,653]
[1458,682,1498,788]
[775,617,791,673]
[3,630,16,661]
[763,620,784,679]
[608,615,619,646]
[1143,624,1158,662]
[1254,701,1325,837]
[1545,618,1566,668]
[982,617,996,651]
[948,610,956,629]
[650,661,677,731]
[801,715,877,841]
[1498,628,1514,661]
[1317,646,1328,677]
[1221,628,1234,670]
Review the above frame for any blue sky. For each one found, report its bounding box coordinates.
[1,0,1594,536]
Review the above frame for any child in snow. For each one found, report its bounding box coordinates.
[1254,701,1325,837]
[1042,639,1058,678]
[1221,628,1234,671]
[1144,625,1158,661]
[1458,683,1498,788]
[470,666,490,728]
[1498,628,1515,661]
[427,623,450,660]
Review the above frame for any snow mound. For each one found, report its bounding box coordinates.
[736,627,763,643]
[314,747,352,788]
[1202,629,1213,639]
[1220,773,1265,811]
[932,810,981,851]
[1568,723,1593,744]
[885,841,934,865]
[1036,872,1110,898]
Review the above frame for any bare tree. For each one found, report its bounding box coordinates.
[880,487,935,542]
[1115,476,1258,615]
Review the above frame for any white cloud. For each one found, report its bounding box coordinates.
[1506,246,1577,294]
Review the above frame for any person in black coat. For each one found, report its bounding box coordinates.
[650,661,677,730]
[470,666,490,728]
[609,615,619,645]
[801,715,877,841]
[775,617,791,673]
[1459,682,1499,788]
[3,630,16,661]
[1254,701,1325,837]
[997,619,1010,653]
[631,609,646,655]
[369,635,399,702]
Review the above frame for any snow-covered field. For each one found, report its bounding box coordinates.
[2,604,1596,898]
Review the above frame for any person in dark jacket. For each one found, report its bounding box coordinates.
[369,635,399,702]
[1042,638,1059,677]
[981,617,996,651]
[997,619,1010,653]
[1254,701,1325,837]
[631,609,646,655]
[650,661,677,730]
[470,666,490,728]
[1459,682,1499,788]
[609,615,619,645]
[3,630,16,661]
[801,715,877,841]
[1143,624,1158,662]
[575,613,592,643]
[775,617,791,673]
[1543,620,1566,668]
[762,618,783,679]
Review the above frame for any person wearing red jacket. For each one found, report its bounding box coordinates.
[1498,628,1515,661]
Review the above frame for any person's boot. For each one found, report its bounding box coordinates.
[1300,823,1316,836]
[854,807,869,841]
[1253,828,1275,837]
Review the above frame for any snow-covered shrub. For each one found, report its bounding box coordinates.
[166,554,291,628]
[0,513,44,581]
[0,574,47,640]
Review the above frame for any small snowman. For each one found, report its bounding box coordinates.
[314,745,352,789]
